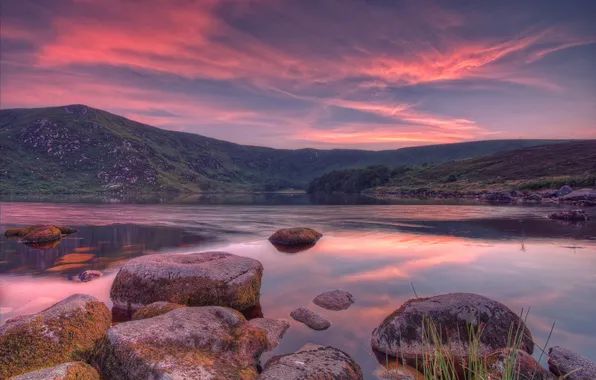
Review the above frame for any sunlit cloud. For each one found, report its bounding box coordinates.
[1,0,595,148]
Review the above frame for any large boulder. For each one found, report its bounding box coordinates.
[110,251,263,312]
[557,185,573,197]
[548,209,589,222]
[268,227,322,246]
[290,307,331,330]
[96,306,274,379]
[131,302,186,320]
[0,294,111,379]
[258,343,363,380]
[313,290,355,311]
[371,293,534,363]
[10,362,100,380]
[486,348,554,379]
[548,346,596,380]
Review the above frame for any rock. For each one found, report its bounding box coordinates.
[548,209,589,221]
[313,290,355,311]
[373,364,423,380]
[96,306,269,379]
[0,294,111,379]
[268,227,323,246]
[290,307,331,330]
[482,192,514,202]
[548,346,596,379]
[131,301,186,320]
[561,188,596,201]
[511,190,525,198]
[247,318,291,350]
[542,190,559,198]
[557,185,573,197]
[10,362,100,380]
[371,293,534,363]
[486,348,554,379]
[258,343,363,380]
[76,270,103,282]
[4,225,76,240]
[56,226,78,235]
[525,193,542,201]
[20,225,62,243]
[110,251,263,312]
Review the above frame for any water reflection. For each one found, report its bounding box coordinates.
[0,201,595,380]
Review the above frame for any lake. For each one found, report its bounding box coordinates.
[1,195,595,379]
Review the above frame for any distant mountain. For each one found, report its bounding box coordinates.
[307,140,596,194]
[0,104,570,194]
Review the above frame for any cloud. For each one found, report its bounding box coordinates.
[1,0,595,148]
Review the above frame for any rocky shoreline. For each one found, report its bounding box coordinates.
[2,227,595,379]
[370,185,596,207]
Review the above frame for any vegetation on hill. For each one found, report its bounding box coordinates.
[0,104,569,194]
[307,140,596,194]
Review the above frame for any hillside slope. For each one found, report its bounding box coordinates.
[0,104,569,194]
[307,140,596,194]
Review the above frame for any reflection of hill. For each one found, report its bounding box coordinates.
[0,224,208,275]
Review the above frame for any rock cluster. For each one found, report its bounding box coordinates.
[548,209,590,222]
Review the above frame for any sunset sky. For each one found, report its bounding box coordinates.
[1,0,595,149]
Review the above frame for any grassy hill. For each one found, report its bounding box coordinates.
[308,140,596,194]
[0,104,570,194]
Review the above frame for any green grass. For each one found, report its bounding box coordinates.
[0,104,569,194]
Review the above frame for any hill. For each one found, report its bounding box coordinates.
[307,141,596,194]
[0,104,569,194]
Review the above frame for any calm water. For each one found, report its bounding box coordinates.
[1,197,595,379]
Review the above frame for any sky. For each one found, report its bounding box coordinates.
[1,0,595,150]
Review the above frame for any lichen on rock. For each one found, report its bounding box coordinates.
[9,361,100,380]
[110,251,263,312]
[131,302,186,320]
[0,294,111,379]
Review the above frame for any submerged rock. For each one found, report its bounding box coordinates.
[258,343,363,380]
[110,251,263,312]
[313,290,355,311]
[97,307,270,379]
[131,301,186,320]
[548,346,596,380]
[373,363,423,380]
[268,227,322,246]
[10,362,100,380]
[56,226,78,235]
[486,348,554,379]
[371,293,534,363]
[0,294,111,379]
[290,307,331,330]
[247,318,291,350]
[557,185,574,197]
[76,269,103,282]
[548,209,589,221]
[482,192,514,202]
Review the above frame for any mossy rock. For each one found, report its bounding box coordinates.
[4,225,77,239]
[21,226,62,243]
[0,294,111,379]
[56,226,78,235]
[10,361,100,380]
[371,293,534,364]
[131,302,186,320]
[268,227,322,246]
[485,348,554,380]
[95,307,271,379]
[259,343,363,379]
[110,252,263,312]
